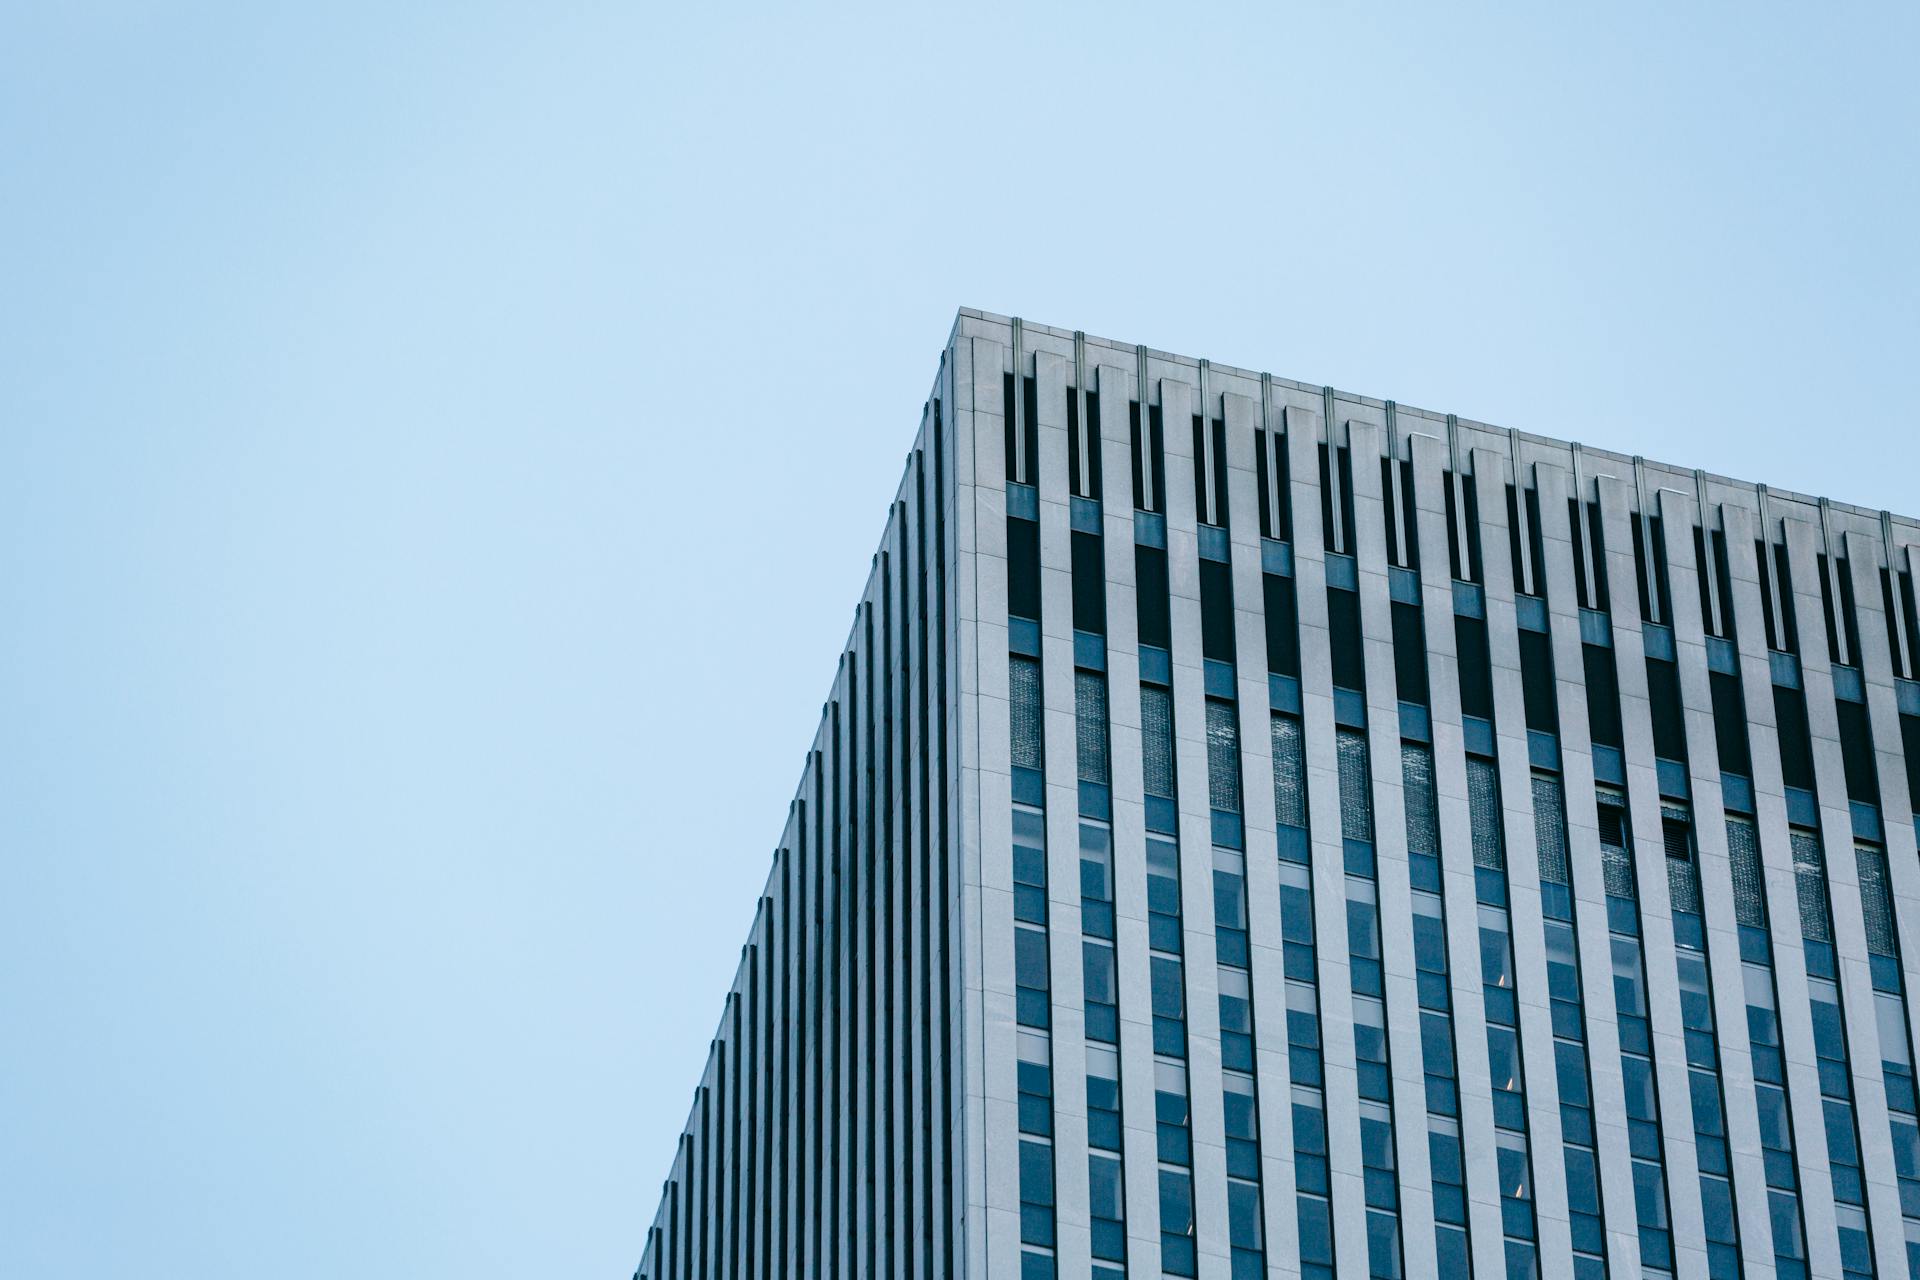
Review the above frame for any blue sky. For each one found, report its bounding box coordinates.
[2,3,1914,1276]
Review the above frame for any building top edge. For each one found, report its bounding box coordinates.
[953,305,1916,534]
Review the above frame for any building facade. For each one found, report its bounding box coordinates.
[634,309,1920,1280]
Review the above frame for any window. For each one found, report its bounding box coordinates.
[1273,714,1308,834]
[1087,1047,1122,1150]
[1017,1050,1052,1137]
[1075,671,1110,786]
[1218,966,1253,1071]
[1009,656,1043,772]
[1159,1169,1196,1276]
[1207,699,1242,813]
[1078,823,1114,939]
[1015,926,1050,1028]
[1088,1153,1125,1261]
[1082,942,1117,1044]
[1150,954,1186,1058]
[1141,684,1175,799]
[1018,1138,1055,1246]
[1338,728,1374,844]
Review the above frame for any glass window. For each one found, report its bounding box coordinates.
[1337,728,1374,843]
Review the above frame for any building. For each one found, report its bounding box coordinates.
[634,308,1920,1280]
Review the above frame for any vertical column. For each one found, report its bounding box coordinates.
[1409,431,1507,1280]
[953,332,1012,1280]
[1594,473,1703,1276]
[1474,448,1576,1269]
[1161,373,1233,1280]
[1352,419,1441,1278]
[1719,504,1845,1277]
[1532,460,1640,1279]
[1037,346,1093,1279]
[1658,488,1777,1275]
[1094,357,1166,1278]
[1225,388,1303,1278]
[1783,517,1908,1277]
[1285,400,1370,1280]
[1846,528,1920,1077]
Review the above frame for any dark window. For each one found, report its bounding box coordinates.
[1129,400,1167,513]
[1631,515,1674,623]
[1519,628,1557,735]
[1319,444,1358,554]
[1023,375,1039,458]
[1193,416,1209,524]
[1085,391,1102,498]
[1757,541,1780,650]
[1759,541,1798,653]
[1456,615,1494,722]
[1506,483,1527,592]
[1392,600,1429,707]
[1647,658,1687,762]
[1837,556,1861,664]
[1711,530,1736,640]
[1136,544,1171,650]
[1003,372,1038,486]
[1880,567,1909,678]
[1902,569,1920,674]
[1570,498,1608,610]
[1067,388,1104,501]
[1264,574,1300,678]
[1256,428,1292,541]
[1583,643,1623,748]
[1385,458,1420,570]
[1837,700,1879,805]
[1129,401,1146,509]
[1816,554,1863,665]
[1903,715,1920,815]
[1442,473,1483,583]
[1007,517,1041,620]
[1443,475,1461,579]
[1071,531,1106,635]
[1694,526,1720,636]
[1200,559,1236,663]
[1710,671,1752,777]
[1189,416,1229,526]
[1330,588,1365,692]
[1774,685,1816,792]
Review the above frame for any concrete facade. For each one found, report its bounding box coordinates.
[634,309,1920,1280]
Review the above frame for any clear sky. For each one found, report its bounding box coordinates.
[2,3,1914,1276]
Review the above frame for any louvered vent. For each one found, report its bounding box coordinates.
[1532,774,1570,888]
[1668,855,1702,915]
[1141,684,1175,799]
[1010,655,1044,771]
[1467,756,1503,871]
[1597,792,1635,900]
[1726,817,1767,930]
[1206,701,1242,813]
[1272,715,1307,829]
[1790,830,1831,943]
[1403,744,1439,857]
[1661,805,1693,861]
[1075,670,1110,785]
[1857,846,1899,959]
[1338,728,1373,843]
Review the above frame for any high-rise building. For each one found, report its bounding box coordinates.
[634,308,1920,1280]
